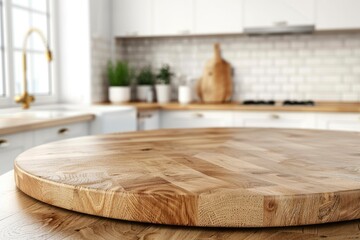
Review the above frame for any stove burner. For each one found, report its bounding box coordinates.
[243,100,275,105]
[283,100,315,106]
[242,100,316,106]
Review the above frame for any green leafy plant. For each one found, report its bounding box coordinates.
[136,66,155,85]
[107,60,133,87]
[156,64,174,85]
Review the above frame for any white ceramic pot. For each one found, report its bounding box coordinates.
[155,84,171,103]
[137,85,152,102]
[109,86,131,103]
[178,86,192,104]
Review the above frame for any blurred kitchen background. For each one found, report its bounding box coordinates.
[1,0,360,174]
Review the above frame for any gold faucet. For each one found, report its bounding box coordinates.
[15,28,52,109]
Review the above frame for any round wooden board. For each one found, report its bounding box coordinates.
[14,128,360,227]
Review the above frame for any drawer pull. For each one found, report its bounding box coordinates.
[194,113,204,118]
[58,128,69,135]
[270,114,280,120]
[0,139,9,148]
[138,114,153,119]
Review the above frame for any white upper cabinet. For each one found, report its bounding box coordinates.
[194,0,243,35]
[316,0,360,30]
[153,0,194,36]
[243,0,315,28]
[113,0,153,37]
[112,0,360,38]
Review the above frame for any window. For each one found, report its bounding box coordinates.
[0,0,55,106]
[12,0,51,96]
[0,0,5,97]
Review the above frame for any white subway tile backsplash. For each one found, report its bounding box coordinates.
[109,32,360,102]
[342,93,359,101]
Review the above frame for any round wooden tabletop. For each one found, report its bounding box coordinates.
[14,128,360,227]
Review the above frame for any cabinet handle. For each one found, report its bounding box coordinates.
[137,113,153,119]
[273,21,288,27]
[194,113,204,118]
[270,114,280,120]
[0,139,9,148]
[58,128,69,135]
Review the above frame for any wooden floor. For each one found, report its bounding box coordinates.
[14,128,360,227]
[1,171,360,239]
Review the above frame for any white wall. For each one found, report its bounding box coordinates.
[58,0,92,104]
[57,0,113,104]
[89,0,113,103]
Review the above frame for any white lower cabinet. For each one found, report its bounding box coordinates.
[0,121,91,175]
[161,110,234,129]
[0,132,33,175]
[160,110,360,131]
[316,113,360,132]
[234,112,317,129]
[137,110,160,131]
[34,122,90,146]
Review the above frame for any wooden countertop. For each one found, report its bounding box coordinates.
[100,101,360,113]
[0,111,95,135]
[2,171,360,239]
[15,128,360,228]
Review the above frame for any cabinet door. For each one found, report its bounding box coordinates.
[161,111,234,129]
[91,108,137,134]
[153,0,194,36]
[316,114,360,132]
[113,0,153,37]
[0,132,33,175]
[137,110,160,131]
[33,122,90,146]
[234,112,316,129]
[316,0,360,30]
[243,0,315,28]
[194,0,243,34]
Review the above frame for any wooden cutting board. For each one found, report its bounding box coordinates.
[14,128,360,227]
[197,43,233,103]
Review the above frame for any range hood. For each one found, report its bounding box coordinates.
[244,24,315,35]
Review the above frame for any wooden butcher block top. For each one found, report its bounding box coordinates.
[14,128,360,228]
[2,171,360,239]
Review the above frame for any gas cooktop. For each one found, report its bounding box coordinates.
[242,100,315,106]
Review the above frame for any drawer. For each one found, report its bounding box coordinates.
[234,112,317,129]
[33,122,90,146]
[0,132,33,175]
[316,113,360,132]
[161,110,234,129]
[137,110,160,131]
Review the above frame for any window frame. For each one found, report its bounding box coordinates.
[0,0,58,108]
[0,0,6,99]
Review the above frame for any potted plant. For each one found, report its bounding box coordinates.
[136,66,155,102]
[107,60,133,103]
[155,64,174,103]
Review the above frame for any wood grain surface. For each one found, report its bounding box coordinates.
[14,128,360,227]
[100,101,360,113]
[0,113,94,135]
[2,171,360,239]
